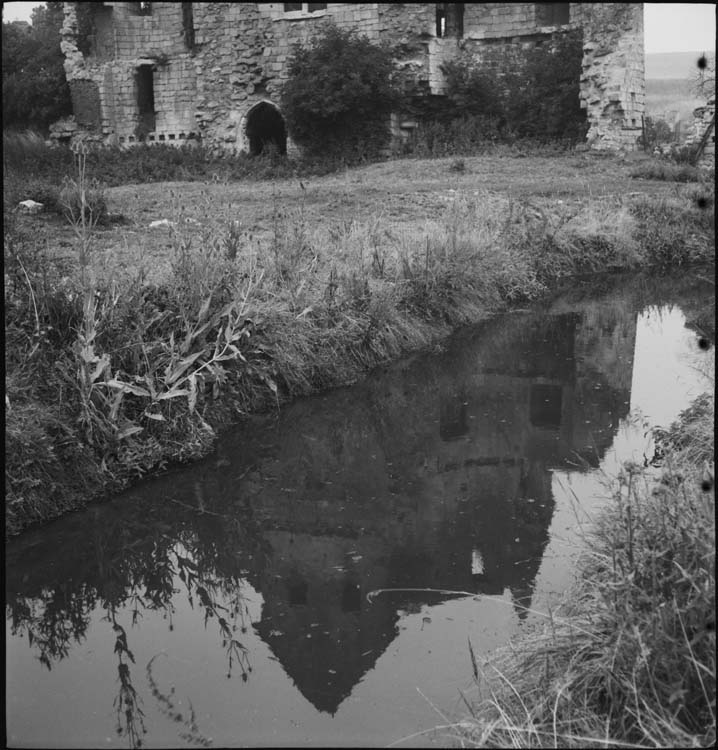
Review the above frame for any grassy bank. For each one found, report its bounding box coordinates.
[5,143,715,537]
[457,384,715,748]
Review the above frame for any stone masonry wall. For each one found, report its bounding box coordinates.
[61,2,644,153]
[463,3,539,39]
[189,3,384,153]
[62,2,198,145]
[686,94,716,164]
[576,3,644,150]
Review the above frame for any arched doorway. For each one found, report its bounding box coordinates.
[245,101,287,155]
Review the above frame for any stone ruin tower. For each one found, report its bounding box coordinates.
[59,2,644,154]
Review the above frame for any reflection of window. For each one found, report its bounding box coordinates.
[471,548,485,576]
[341,581,361,613]
[440,394,468,441]
[536,3,570,26]
[287,579,308,606]
[530,384,563,428]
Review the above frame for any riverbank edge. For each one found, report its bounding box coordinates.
[459,387,715,747]
[6,280,508,538]
[5,186,715,539]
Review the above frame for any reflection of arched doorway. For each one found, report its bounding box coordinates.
[245,101,287,155]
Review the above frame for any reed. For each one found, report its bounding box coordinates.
[456,389,715,748]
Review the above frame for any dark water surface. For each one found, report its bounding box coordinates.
[6,271,714,748]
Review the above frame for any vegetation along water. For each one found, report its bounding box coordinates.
[6,267,714,747]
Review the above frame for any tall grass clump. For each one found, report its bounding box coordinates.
[5,184,102,531]
[630,156,708,183]
[630,190,715,270]
[501,197,643,284]
[3,130,73,212]
[5,144,263,533]
[460,388,715,748]
[3,129,71,173]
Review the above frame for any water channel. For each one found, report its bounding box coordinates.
[6,270,714,748]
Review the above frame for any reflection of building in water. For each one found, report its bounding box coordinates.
[230,302,637,713]
[6,298,638,717]
[253,532,397,715]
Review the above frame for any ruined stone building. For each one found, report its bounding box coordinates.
[60,2,644,153]
[686,94,715,163]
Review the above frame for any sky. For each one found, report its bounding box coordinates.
[2,2,716,54]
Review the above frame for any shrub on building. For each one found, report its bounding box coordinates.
[408,30,587,154]
[503,30,587,143]
[440,58,503,122]
[280,24,400,162]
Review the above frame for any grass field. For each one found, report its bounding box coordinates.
[10,150,699,285]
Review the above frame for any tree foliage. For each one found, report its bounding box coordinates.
[279,24,399,160]
[2,2,72,133]
[639,116,676,151]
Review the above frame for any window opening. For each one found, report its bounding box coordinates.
[436,5,446,37]
[536,3,569,26]
[129,2,152,16]
[436,4,464,38]
[283,3,327,14]
[136,65,155,139]
[182,3,194,49]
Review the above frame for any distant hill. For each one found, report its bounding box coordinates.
[644,52,714,123]
[645,51,713,80]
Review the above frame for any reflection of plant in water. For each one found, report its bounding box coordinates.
[224,588,254,679]
[147,654,212,748]
[108,614,147,748]
[127,591,148,627]
[221,614,253,682]
[7,504,264,747]
[7,585,96,670]
[177,553,253,681]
